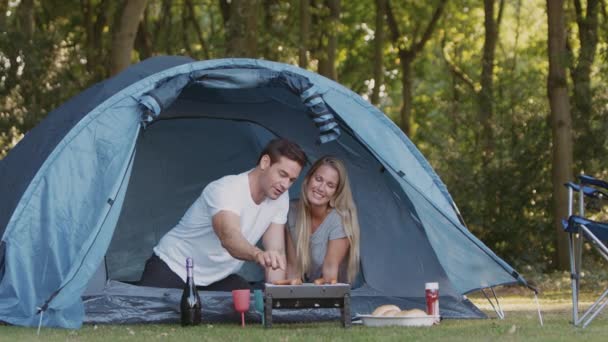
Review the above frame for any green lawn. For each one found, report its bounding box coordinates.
[1,293,606,341]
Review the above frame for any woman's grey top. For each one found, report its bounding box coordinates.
[287,203,348,282]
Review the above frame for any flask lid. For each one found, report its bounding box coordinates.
[425,282,439,290]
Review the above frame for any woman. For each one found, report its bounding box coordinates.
[284,156,360,284]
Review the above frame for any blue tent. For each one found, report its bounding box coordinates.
[0,57,528,328]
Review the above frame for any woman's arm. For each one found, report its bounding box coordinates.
[285,229,299,280]
[321,238,350,283]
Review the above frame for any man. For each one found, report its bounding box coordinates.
[139,138,308,291]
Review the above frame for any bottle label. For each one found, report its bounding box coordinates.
[425,289,439,323]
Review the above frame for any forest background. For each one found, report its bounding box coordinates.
[0,0,606,277]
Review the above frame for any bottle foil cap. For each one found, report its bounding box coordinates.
[425,282,439,290]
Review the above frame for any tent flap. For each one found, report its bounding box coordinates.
[0,97,141,328]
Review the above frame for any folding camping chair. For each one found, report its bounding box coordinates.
[563,174,608,328]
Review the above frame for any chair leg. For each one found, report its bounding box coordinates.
[572,225,608,328]
[581,288,608,328]
[568,232,580,325]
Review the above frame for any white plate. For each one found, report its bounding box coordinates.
[356,314,438,327]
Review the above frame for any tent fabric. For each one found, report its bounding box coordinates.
[0,56,194,236]
[0,57,527,328]
[82,281,485,325]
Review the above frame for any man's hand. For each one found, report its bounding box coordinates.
[254,250,286,270]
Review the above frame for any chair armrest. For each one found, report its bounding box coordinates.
[564,182,607,199]
[579,175,608,191]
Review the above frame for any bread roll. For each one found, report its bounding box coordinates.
[395,308,428,317]
[312,278,337,285]
[381,309,401,317]
[371,304,401,316]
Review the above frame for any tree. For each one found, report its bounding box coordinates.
[82,0,114,80]
[135,7,153,60]
[317,0,340,80]
[16,0,34,39]
[299,0,311,68]
[110,0,149,76]
[569,0,600,170]
[442,0,505,229]
[386,0,447,136]
[547,0,574,270]
[0,0,606,274]
[479,0,504,164]
[371,0,386,105]
[0,0,7,32]
[223,0,260,57]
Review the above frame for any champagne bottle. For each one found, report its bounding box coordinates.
[180,257,202,326]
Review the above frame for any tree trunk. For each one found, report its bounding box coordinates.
[17,0,35,39]
[317,0,340,80]
[82,0,94,59]
[571,0,599,169]
[386,0,447,136]
[154,0,172,44]
[478,0,504,227]
[261,0,279,60]
[299,0,310,68]
[0,0,9,31]
[81,0,112,80]
[547,0,573,270]
[219,0,230,24]
[479,0,504,164]
[181,4,194,57]
[326,0,339,80]
[225,0,260,57]
[135,8,153,60]
[185,0,211,59]
[371,0,386,105]
[110,0,149,76]
[399,53,414,135]
[16,0,36,128]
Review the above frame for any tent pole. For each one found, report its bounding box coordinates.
[481,288,505,319]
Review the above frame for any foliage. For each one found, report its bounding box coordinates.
[0,0,607,271]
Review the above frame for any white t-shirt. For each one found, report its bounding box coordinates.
[153,170,289,286]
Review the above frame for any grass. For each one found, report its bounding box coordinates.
[1,292,606,341]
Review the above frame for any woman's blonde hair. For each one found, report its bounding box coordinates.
[294,156,360,283]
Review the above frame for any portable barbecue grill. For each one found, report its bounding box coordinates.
[263,283,351,328]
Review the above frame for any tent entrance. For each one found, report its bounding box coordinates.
[98,114,458,300]
[105,117,278,284]
[96,83,462,300]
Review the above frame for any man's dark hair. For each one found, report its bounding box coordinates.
[258,138,308,168]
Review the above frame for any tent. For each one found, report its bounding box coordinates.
[0,57,529,328]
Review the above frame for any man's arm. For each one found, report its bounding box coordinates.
[262,222,287,282]
[212,210,284,270]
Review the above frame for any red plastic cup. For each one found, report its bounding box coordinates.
[232,289,251,327]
